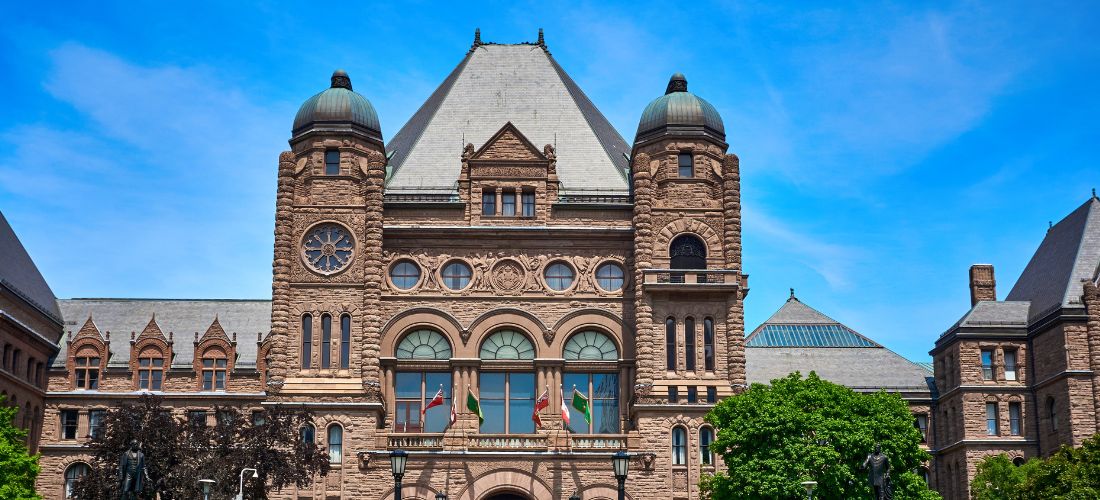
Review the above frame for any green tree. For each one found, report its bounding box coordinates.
[970,454,1039,500]
[702,372,938,500]
[974,434,1100,499]
[0,395,41,499]
[72,394,330,499]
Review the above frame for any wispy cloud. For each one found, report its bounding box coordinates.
[746,208,865,289]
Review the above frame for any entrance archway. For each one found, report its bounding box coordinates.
[483,494,530,500]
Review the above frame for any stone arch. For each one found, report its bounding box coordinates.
[455,468,555,500]
[382,308,464,356]
[550,309,626,357]
[467,308,549,350]
[579,484,633,500]
[379,485,443,500]
[654,218,722,267]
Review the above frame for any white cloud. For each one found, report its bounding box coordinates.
[745,208,865,289]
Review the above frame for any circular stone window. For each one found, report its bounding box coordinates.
[544,261,575,291]
[301,223,355,274]
[389,260,421,290]
[595,262,625,292]
[441,260,473,290]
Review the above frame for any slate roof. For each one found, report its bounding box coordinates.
[385,43,630,195]
[745,293,933,393]
[55,299,271,369]
[0,211,61,323]
[947,301,1030,330]
[1006,196,1100,320]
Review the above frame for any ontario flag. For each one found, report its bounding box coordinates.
[421,385,445,420]
[532,386,550,428]
[560,386,570,426]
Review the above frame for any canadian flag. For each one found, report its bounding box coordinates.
[422,385,445,419]
[449,386,458,427]
[560,386,570,426]
[532,387,550,428]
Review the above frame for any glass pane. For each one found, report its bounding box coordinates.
[480,373,506,399]
[509,373,535,398]
[215,372,225,390]
[152,371,162,390]
[424,373,452,433]
[510,398,535,434]
[593,399,619,433]
[481,399,505,434]
[563,373,590,433]
[396,372,423,399]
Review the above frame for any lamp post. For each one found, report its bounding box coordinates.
[198,478,215,500]
[800,480,818,500]
[569,492,581,500]
[236,468,258,500]
[435,493,448,500]
[390,449,409,500]
[612,451,629,500]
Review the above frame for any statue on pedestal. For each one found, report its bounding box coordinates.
[119,439,145,500]
[862,443,891,500]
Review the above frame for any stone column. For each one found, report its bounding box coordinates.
[270,151,296,388]
[360,150,386,401]
[631,152,655,397]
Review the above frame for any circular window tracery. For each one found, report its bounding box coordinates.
[480,330,535,360]
[441,261,473,290]
[595,262,625,292]
[544,261,575,291]
[301,223,355,274]
[390,260,421,290]
[563,331,619,360]
[396,329,453,360]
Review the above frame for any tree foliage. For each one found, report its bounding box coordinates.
[0,395,41,499]
[702,372,938,500]
[72,395,329,499]
[972,434,1100,499]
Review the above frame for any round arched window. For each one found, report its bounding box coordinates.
[480,330,535,360]
[441,261,473,290]
[396,329,453,360]
[544,262,575,291]
[301,223,355,274]
[564,331,619,361]
[670,234,706,269]
[389,261,421,290]
[595,262,625,291]
[65,462,90,498]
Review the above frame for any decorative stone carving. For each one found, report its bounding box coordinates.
[491,259,525,293]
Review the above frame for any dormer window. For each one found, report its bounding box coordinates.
[74,355,100,390]
[325,150,340,175]
[678,152,693,178]
[482,189,496,216]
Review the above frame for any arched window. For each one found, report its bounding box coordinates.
[299,423,315,444]
[672,426,687,465]
[666,318,676,370]
[64,462,90,498]
[703,318,715,371]
[137,348,164,391]
[669,234,706,270]
[1012,456,1026,467]
[563,331,618,361]
[302,314,313,369]
[340,314,351,369]
[397,329,453,360]
[1048,397,1058,432]
[1,343,9,370]
[327,424,343,463]
[321,314,332,369]
[700,427,715,465]
[480,330,535,360]
[684,317,696,371]
[201,348,227,391]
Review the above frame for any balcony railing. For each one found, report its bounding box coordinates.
[570,435,628,450]
[467,434,549,450]
[642,269,741,291]
[385,434,444,449]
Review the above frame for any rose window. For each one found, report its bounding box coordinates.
[302,223,355,274]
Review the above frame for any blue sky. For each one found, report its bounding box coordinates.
[1,1,1096,361]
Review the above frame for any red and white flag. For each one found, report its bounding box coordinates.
[449,386,458,427]
[560,386,570,425]
[422,385,445,419]
[532,386,550,428]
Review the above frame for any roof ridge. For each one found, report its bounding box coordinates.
[1063,197,1100,306]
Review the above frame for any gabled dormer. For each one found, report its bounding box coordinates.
[193,317,237,392]
[459,122,559,224]
[129,315,173,391]
[66,316,109,391]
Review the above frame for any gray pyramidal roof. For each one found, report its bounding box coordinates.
[1006,196,1100,320]
[746,294,933,392]
[385,43,630,194]
[55,299,271,369]
[0,211,61,322]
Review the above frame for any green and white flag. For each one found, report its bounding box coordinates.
[466,387,484,425]
[571,386,592,425]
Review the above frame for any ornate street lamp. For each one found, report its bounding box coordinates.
[801,480,818,500]
[198,478,215,500]
[612,451,630,500]
[435,493,448,500]
[569,492,581,500]
[390,449,409,500]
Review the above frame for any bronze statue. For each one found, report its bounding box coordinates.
[119,439,145,499]
[861,443,891,500]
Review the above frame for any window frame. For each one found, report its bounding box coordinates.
[201,354,227,391]
[595,262,625,292]
[60,409,79,440]
[327,424,343,464]
[703,318,715,371]
[441,261,473,290]
[88,409,106,438]
[544,262,576,291]
[521,189,535,217]
[1004,349,1018,381]
[393,371,452,433]
[684,317,696,371]
[916,413,929,442]
[74,355,100,390]
[321,313,332,369]
[390,261,421,290]
[478,371,536,434]
[1009,402,1022,436]
[324,149,340,175]
[501,190,516,216]
[700,426,715,465]
[302,314,313,369]
[563,372,620,434]
[678,152,693,178]
[666,318,676,371]
[340,314,351,369]
[65,462,90,498]
[137,352,164,391]
[482,189,496,216]
[672,426,687,465]
[981,349,994,380]
[986,402,999,436]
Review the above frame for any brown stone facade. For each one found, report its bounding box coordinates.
[0,281,62,452]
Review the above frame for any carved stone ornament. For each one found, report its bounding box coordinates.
[542,329,555,345]
[491,259,526,293]
[639,452,657,471]
[356,451,372,470]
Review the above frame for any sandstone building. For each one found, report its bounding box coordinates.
[29,33,944,499]
[931,194,1100,499]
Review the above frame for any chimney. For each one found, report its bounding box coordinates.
[969,264,996,306]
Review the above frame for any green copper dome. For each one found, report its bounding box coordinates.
[292,70,382,143]
[635,73,725,145]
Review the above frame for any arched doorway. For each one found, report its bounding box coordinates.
[483,494,530,500]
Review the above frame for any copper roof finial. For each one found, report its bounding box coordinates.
[330,69,352,91]
[473,28,482,48]
[665,73,688,94]
[1093,187,1097,199]
[538,28,545,47]
[789,287,796,300]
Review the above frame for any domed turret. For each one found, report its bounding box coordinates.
[635,73,725,147]
[292,70,382,144]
